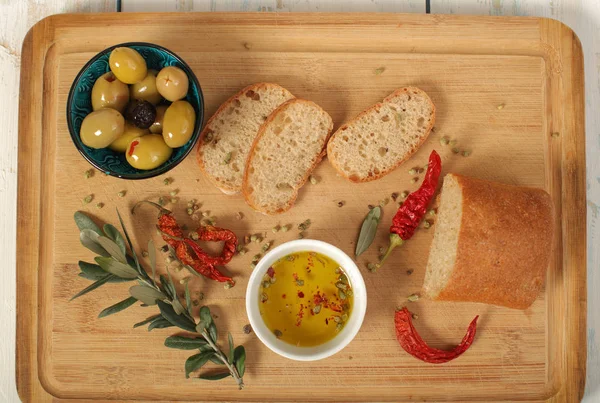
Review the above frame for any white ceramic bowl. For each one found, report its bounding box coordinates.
[245,239,367,361]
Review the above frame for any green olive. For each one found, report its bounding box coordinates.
[80,109,125,149]
[109,122,148,152]
[162,101,196,148]
[126,134,173,170]
[91,72,129,112]
[149,105,168,134]
[156,66,189,102]
[109,47,147,84]
[129,70,162,105]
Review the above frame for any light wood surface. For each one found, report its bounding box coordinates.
[16,12,586,402]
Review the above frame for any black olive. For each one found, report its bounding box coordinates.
[127,100,157,129]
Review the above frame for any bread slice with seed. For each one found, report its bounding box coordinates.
[327,87,435,182]
[197,83,295,194]
[242,99,333,215]
[422,173,554,310]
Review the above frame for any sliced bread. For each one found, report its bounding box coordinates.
[422,173,554,310]
[242,99,334,215]
[197,83,295,194]
[327,87,435,182]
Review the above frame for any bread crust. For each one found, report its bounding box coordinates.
[327,87,435,183]
[242,98,334,215]
[430,174,554,310]
[196,83,295,194]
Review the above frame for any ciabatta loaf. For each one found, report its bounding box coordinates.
[197,83,295,194]
[422,174,554,310]
[242,99,333,215]
[327,87,435,182]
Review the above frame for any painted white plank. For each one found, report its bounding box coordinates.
[432,1,600,401]
[123,0,426,13]
[0,4,116,403]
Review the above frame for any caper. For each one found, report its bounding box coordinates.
[108,47,147,84]
[129,69,162,105]
[156,66,189,102]
[162,100,196,148]
[91,72,129,112]
[80,109,125,149]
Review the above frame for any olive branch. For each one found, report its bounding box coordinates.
[71,210,246,389]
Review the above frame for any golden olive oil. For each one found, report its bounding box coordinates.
[259,251,353,347]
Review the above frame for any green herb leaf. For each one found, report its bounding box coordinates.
[80,229,110,257]
[196,306,212,332]
[208,323,218,343]
[96,236,127,263]
[116,209,147,280]
[147,316,174,331]
[133,314,161,328]
[228,332,234,364]
[185,351,215,378]
[103,224,127,256]
[164,335,208,350]
[98,296,137,318]
[128,285,165,305]
[95,256,139,279]
[233,345,246,377]
[148,239,157,283]
[198,372,231,381]
[70,274,112,301]
[355,206,381,257]
[165,268,178,302]
[78,261,108,279]
[159,275,173,299]
[157,300,196,332]
[209,355,225,365]
[184,282,192,317]
[172,298,186,315]
[74,211,102,236]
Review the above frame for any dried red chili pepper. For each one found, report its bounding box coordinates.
[132,201,236,285]
[395,307,478,363]
[379,150,442,267]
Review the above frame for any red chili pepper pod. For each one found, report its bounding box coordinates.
[379,150,442,267]
[395,307,478,363]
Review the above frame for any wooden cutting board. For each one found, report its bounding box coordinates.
[16,12,586,402]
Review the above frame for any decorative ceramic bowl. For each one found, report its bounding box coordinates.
[67,42,203,179]
[246,239,367,361]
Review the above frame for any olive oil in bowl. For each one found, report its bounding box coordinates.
[259,251,353,347]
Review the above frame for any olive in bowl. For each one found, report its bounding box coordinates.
[67,42,203,179]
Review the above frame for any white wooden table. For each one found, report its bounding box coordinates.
[1,1,598,401]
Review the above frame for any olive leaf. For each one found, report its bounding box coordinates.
[129,285,165,305]
[184,282,192,317]
[196,306,213,332]
[164,335,208,350]
[159,275,173,299]
[74,211,102,236]
[165,268,178,299]
[96,236,127,263]
[133,314,161,328]
[157,300,196,332]
[98,296,137,318]
[116,209,148,280]
[185,351,215,378]
[103,224,127,256]
[148,239,157,283]
[148,316,174,331]
[208,323,218,344]
[172,298,186,315]
[80,229,110,257]
[95,256,139,279]
[233,345,246,377]
[70,274,112,301]
[355,206,382,257]
[228,332,234,365]
[209,356,225,365]
[198,372,231,381]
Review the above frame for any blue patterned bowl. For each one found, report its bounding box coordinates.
[67,42,204,180]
